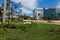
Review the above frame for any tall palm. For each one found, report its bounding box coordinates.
[7,0,21,25]
[7,0,12,25]
[2,0,6,27]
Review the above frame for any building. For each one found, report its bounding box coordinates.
[56,8,60,19]
[43,8,56,20]
[33,8,43,20]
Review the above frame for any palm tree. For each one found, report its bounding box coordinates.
[6,0,13,25]
[7,0,21,25]
[2,0,6,27]
[8,0,11,25]
[6,0,22,25]
[0,7,3,24]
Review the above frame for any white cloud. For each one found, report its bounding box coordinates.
[20,7,32,14]
[56,2,60,8]
[19,7,33,17]
[13,0,42,17]
[13,0,37,10]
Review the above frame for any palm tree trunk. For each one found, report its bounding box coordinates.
[2,0,6,27]
[8,0,11,26]
[0,15,2,24]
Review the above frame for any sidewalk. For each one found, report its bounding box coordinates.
[23,20,60,25]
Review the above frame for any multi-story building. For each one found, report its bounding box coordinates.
[33,8,60,20]
[33,8,43,20]
[43,8,56,20]
[56,8,60,19]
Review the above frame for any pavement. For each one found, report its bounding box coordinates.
[23,20,60,25]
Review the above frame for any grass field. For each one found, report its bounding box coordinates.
[0,22,60,40]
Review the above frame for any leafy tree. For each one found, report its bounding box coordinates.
[6,0,21,25]
[0,7,3,23]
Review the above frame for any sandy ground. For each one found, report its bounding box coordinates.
[23,20,60,25]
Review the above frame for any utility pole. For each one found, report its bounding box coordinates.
[2,0,6,27]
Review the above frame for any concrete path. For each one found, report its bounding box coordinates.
[23,20,60,25]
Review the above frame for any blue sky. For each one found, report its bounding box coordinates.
[0,0,3,4]
[37,0,60,8]
[0,0,60,17]
[0,0,60,8]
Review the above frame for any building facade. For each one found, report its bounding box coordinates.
[33,8,60,20]
[56,8,60,19]
[33,8,43,20]
[43,8,56,20]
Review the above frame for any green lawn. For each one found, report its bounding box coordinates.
[0,22,60,40]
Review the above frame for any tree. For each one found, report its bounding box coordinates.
[0,7,3,23]
[8,0,11,25]
[2,0,6,27]
[6,0,21,25]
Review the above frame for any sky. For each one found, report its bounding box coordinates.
[0,0,60,17]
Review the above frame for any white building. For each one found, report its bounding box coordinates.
[33,8,43,20]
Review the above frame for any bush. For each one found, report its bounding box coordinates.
[4,24,16,28]
[4,24,27,32]
[4,22,38,32]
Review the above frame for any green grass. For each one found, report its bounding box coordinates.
[0,22,60,40]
